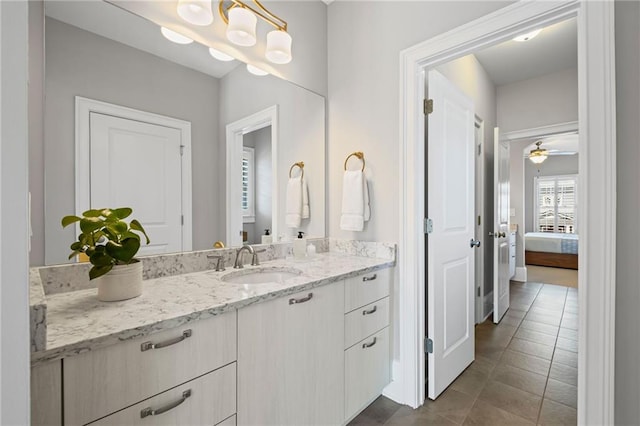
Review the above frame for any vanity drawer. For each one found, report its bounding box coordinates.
[64,311,237,426]
[345,327,391,420]
[90,363,236,426]
[345,297,389,349]
[344,267,391,313]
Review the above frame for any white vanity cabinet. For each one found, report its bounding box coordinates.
[343,268,392,421]
[237,282,345,426]
[63,311,237,425]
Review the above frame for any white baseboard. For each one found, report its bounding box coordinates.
[382,360,404,404]
[513,267,527,282]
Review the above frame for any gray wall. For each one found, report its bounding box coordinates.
[524,154,579,233]
[242,126,272,245]
[42,18,221,265]
[509,139,532,268]
[615,0,640,423]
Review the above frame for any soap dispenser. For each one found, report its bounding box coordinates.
[261,229,273,244]
[293,231,307,259]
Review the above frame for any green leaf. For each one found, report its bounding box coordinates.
[105,238,140,263]
[89,264,113,280]
[121,231,140,242]
[80,217,104,234]
[61,215,81,228]
[113,208,133,219]
[130,220,150,244]
[112,221,128,233]
[68,251,81,260]
[89,252,113,267]
[102,228,117,241]
[70,241,83,251]
[82,209,103,218]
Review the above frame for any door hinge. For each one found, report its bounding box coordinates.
[180,145,185,156]
[181,215,184,225]
[424,218,433,234]
[425,338,434,354]
[478,215,481,226]
[424,99,433,115]
[477,287,481,297]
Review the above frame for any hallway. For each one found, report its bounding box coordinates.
[350,282,578,425]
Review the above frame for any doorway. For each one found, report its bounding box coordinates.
[396,2,616,423]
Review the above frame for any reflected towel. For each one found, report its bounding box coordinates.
[340,170,370,231]
[302,178,310,219]
[286,176,303,228]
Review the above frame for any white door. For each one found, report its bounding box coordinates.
[90,112,183,255]
[426,70,476,399]
[493,129,510,323]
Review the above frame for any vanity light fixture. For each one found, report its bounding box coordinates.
[177,0,214,26]
[246,64,268,76]
[529,141,548,164]
[209,47,235,61]
[160,27,194,44]
[219,0,292,64]
[513,29,542,42]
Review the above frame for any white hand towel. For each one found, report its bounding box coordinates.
[286,176,303,228]
[340,170,368,231]
[302,178,310,219]
[364,177,371,222]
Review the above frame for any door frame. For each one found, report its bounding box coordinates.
[75,96,193,253]
[394,1,616,424]
[225,105,279,247]
[474,117,487,324]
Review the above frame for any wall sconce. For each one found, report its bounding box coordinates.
[529,141,548,164]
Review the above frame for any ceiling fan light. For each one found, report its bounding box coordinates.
[160,27,194,44]
[246,64,268,76]
[529,149,548,164]
[227,7,257,47]
[209,47,234,62]
[513,29,542,42]
[265,30,292,64]
[177,0,213,26]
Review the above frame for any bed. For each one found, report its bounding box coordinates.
[525,232,579,270]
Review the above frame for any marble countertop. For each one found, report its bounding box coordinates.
[32,252,394,365]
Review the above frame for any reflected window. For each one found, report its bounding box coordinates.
[242,147,255,223]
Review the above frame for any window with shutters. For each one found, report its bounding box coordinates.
[534,175,578,233]
[242,147,255,223]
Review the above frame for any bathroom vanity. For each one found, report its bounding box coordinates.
[30,241,395,425]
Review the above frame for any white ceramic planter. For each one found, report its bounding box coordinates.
[96,261,143,302]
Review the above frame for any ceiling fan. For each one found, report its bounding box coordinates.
[528,140,577,163]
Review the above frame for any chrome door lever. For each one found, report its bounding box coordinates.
[470,239,481,248]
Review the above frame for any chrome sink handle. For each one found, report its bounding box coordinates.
[207,254,226,271]
[251,249,267,266]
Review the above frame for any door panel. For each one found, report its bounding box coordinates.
[427,70,475,399]
[493,130,510,322]
[90,113,183,255]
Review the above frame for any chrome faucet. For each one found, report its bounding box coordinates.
[233,245,255,269]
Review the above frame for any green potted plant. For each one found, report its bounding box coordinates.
[62,207,150,301]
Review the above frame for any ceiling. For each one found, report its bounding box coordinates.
[45,1,240,79]
[474,18,577,86]
[524,133,579,157]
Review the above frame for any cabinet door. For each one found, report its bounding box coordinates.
[238,282,345,425]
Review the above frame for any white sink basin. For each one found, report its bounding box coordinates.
[221,267,303,284]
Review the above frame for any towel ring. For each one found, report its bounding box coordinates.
[344,151,365,171]
[289,161,304,178]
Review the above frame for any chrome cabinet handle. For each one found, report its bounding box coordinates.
[362,337,377,349]
[141,330,192,352]
[362,305,378,315]
[289,293,313,305]
[140,389,191,418]
[362,274,377,282]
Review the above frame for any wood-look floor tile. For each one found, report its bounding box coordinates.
[557,328,578,342]
[515,328,558,346]
[553,348,578,368]
[508,338,555,360]
[520,320,559,336]
[349,396,401,425]
[525,312,562,326]
[490,363,547,396]
[499,350,551,376]
[549,362,578,387]
[450,363,490,398]
[384,405,458,426]
[544,378,577,409]
[556,337,578,353]
[422,388,476,424]
[477,380,542,422]
[463,399,535,425]
[538,399,577,425]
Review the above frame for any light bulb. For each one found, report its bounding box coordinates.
[177,0,213,26]
[160,27,193,44]
[513,29,542,42]
[209,47,234,62]
[246,64,268,76]
[226,7,257,47]
[265,30,292,64]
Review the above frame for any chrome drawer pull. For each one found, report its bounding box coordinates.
[289,293,313,305]
[140,389,191,418]
[362,337,377,349]
[362,306,378,315]
[362,274,377,282]
[141,330,192,352]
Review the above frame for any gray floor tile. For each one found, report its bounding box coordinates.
[549,362,578,387]
[509,338,555,360]
[515,328,558,346]
[463,400,535,425]
[538,399,577,425]
[553,348,578,368]
[556,337,578,353]
[490,363,547,396]
[499,350,551,376]
[520,320,559,336]
[477,380,542,422]
[557,328,578,342]
[544,378,577,409]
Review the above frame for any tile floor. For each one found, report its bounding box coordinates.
[350,281,578,425]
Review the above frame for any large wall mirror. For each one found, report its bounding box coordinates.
[37,1,325,265]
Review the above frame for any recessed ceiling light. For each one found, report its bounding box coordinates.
[513,29,542,42]
[209,47,234,62]
[160,27,193,44]
[246,64,268,76]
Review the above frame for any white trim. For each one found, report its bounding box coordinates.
[225,105,279,247]
[502,121,579,141]
[514,266,528,283]
[474,117,486,324]
[398,2,616,423]
[75,96,193,253]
